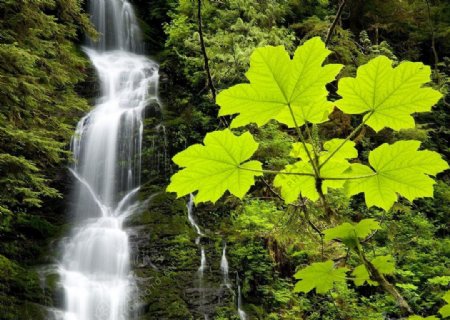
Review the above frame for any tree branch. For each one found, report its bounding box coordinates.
[197,0,216,101]
[356,245,413,315]
[325,0,347,46]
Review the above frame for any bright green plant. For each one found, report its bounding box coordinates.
[167,37,448,314]
[440,291,450,318]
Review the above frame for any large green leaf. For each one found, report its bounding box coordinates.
[335,56,442,132]
[345,140,449,211]
[273,139,357,203]
[216,37,343,128]
[166,129,262,203]
[294,260,349,294]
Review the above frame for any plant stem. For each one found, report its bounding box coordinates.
[287,104,320,177]
[286,104,332,215]
[355,245,413,315]
[322,173,377,180]
[238,166,315,177]
[319,112,373,170]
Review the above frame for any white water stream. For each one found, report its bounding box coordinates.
[58,1,159,319]
[237,273,247,320]
[220,243,231,289]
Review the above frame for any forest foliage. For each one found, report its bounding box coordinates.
[163,0,450,319]
[0,1,94,315]
[167,36,449,318]
[0,0,94,228]
[0,0,449,319]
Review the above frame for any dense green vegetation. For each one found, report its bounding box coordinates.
[0,0,96,317]
[0,0,449,319]
[161,1,450,319]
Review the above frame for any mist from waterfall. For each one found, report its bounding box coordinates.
[58,1,159,319]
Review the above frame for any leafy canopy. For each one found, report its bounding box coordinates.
[335,55,442,132]
[166,129,262,203]
[216,37,343,128]
[294,260,348,294]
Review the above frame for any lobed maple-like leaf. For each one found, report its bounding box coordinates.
[166,129,262,203]
[216,37,343,128]
[274,139,357,203]
[294,260,348,294]
[345,140,448,211]
[335,56,442,132]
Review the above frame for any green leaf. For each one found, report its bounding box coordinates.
[372,255,395,275]
[352,264,378,286]
[351,255,395,287]
[274,139,358,203]
[294,260,348,294]
[408,315,439,320]
[428,276,450,286]
[322,139,358,161]
[166,129,262,203]
[324,219,381,246]
[335,56,442,132]
[217,37,343,128]
[345,140,449,211]
[396,283,418,291]
[439,291,450,318]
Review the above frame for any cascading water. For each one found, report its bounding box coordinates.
[237,274,247,320]
[186,194,210,319]
[187,194,204,240]
[58,1,159,319]
[220,243,231,289]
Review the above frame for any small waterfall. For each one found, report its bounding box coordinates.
[198,247,207,275]
[58,0,159,319]
[237,274,247,320]
[186,194,210,319]
[220,243,231,289]
[187,193,204,237]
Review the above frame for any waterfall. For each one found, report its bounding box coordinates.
[58,1,159,319]
[198,247,207,275]
[187,194,204,238]
[220,243,231,289]
[186,194,210,319]
[237,274,247,320]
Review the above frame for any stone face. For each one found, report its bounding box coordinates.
[125,190,237,319]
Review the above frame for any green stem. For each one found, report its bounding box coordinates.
[238,166,315,177]
[305,123,320,159]
[287,104,332,215]
[355,245,413,315]
[322,173,377,181]
[319,112,373,170]
[287,104,320,178]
